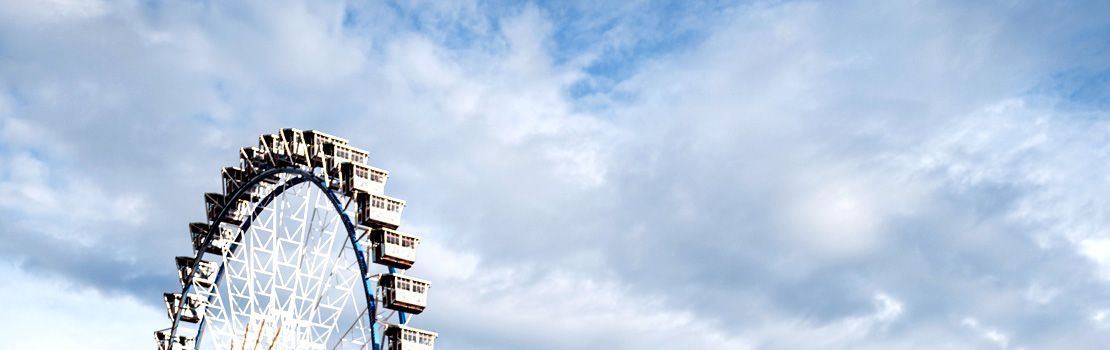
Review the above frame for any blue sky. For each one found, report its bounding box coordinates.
[1,0,1110,349]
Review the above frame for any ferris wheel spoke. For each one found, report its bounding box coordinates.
[330,304,373,350]
[301,195,349,318]
[310,261,359,342]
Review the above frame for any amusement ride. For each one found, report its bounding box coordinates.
[154,129,436,350]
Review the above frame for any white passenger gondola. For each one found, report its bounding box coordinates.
[175,256,218,289]
[163,292,207,323]
[221,166,261,201]
[369,227,419,269]
[239,146,279,184]
[154,328,196,350]
[205,192,250,225]
[224,166,272,201]
[280,128,311,166]
[239,146,262,169]
[324,142,369,171]
[357,193,405,229]
[259,134,293,167]
[222,166,245,190]
[339,162,388,196]
[379,273,429,314]
[303,130,349,164]
[203,193,223,222]
[383,324,437,350]
[189,222,234,256]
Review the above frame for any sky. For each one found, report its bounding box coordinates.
[1,0,1110,349]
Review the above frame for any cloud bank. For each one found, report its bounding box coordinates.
[1,0,1110,348]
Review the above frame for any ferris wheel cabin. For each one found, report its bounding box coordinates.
[369,227,420,269]
[357,193,405,229]
[163,292,207,324]
[324,142,369,170]
[278,128,311,165]
[238,146,279,183]
[154,328,195,350]
[205,192,250,225]
[221,166,245,190]
[258,134,293,167]
[223,166,272,201]
[301,129,349,164]
[383,324,438,350]
[221,166,263,201]
[189,222,234,256]
[379,273,429,314]
[340,162,388,196]
[175,256,217,289]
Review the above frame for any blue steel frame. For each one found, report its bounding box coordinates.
[168,167,406,350]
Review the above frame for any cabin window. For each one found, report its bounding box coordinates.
[401,236,416,248]
[366,196,403,212]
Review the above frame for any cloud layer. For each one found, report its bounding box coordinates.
[1,0,1110,348]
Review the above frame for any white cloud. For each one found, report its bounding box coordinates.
[0,0,109,22]
[747,292,904,349]
[913,98,1110,283]
[781,173,898,257]
[961,317,1014,349]
[0,261,162,348]
[417,240,752,349]
[1093,309,1110,329]
[0,150,148,232]
[1024,283,1060,305]
[1081,238,1110,280]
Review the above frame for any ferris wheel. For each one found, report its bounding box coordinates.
[154,129,437,350]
